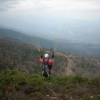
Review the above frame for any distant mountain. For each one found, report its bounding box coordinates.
[0,27,54,49]
[0,26,100,57]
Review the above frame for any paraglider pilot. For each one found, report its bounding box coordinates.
[39,52,55,75]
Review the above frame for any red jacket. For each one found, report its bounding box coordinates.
[39,58,54,65]
[39,53,54,65]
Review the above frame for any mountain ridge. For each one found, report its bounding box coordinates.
[0,26,100,57]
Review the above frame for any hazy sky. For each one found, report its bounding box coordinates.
[0,0,100,40]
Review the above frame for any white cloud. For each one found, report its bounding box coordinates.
[26,0,100,11]
[0,0,100,12]
[0,0,20,11]
[0,0,100,20]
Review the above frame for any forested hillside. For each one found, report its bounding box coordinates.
[69,56,100,78]
[0,37,66,76]
[0,37,100,78]
[0,37,100,100]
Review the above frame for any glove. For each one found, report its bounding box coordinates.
[41,55,43,58]
[52,52,54,58]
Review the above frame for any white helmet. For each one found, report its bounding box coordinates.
[44,53,49,58]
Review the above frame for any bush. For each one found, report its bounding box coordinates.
[0,92,2,99]
[73,76,89,84]
[83,96,91,100]
[89,77,100,86]
[27,74,44,89]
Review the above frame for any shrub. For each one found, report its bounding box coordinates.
[27,74,44,89]
[14,84,21,91]
[73,76,89,84]
[90,77,100,86]
[28,92,43,100]
[83,96,91,100]
[0,92,2,99]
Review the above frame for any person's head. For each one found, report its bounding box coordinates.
[44,53,49,58]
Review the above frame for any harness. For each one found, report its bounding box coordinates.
[42,58,49,77]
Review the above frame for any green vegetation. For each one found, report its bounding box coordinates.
[0,71,100,100]
[0,37,100,99]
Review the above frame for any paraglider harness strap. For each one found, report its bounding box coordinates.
[43,58,49,71]
[42,59,49,77]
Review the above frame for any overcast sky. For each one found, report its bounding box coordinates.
[0,0,100,19]
[0,0,100,38]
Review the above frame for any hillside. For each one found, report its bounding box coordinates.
[0,71,100,100]
[0,37,100,100]
[0,37,66,76]
[0,37,100,78]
